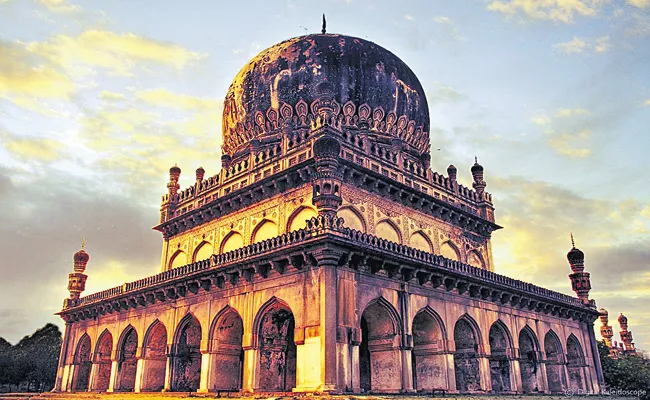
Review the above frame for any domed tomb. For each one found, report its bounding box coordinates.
[222,33,430,158]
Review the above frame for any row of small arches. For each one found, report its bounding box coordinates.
[169,205,485,270]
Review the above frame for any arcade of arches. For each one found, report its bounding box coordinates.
[63,297,594,394]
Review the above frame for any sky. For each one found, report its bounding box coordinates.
[0,0,648,352]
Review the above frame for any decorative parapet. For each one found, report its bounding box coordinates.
[65,216,592,319]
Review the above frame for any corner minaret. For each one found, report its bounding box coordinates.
[160,164,181,223]
[618,313,636,354]
[567,234,593,305]
[599,308,614,348]
[66,239,89,305]
[311,134,342,216]
[471,157,486,195]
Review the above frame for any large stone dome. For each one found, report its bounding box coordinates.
[222,33,430,157]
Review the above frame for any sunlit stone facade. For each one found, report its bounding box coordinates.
[54,32,603,394]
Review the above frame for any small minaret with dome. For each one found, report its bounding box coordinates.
[567,234,594,306]
[618,313,636,354]
[65,239,89,307]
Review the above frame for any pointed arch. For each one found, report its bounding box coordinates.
[253,296,296,391]
[251,219,278,244]
[208,305,244,352]
[412,306,448,391]
[141,320,167,392]
[287,206,318,232]
[337,205,366,232]
[116,325,138,391]
[252,296,294,343]
[467,250,485,269]
[92,329,113,391]
[519,325,541,393]
[361,296,402,335]
[208,305,244,391]
[171,313,202,392]
[566,334,586,391]
[169,250,187,269]
[453,314,482,392]
[71,333,92,391]
[409,231,433,253]
[375,219,402,244]
[440,240,460,261]
[220,231,244,254]
[544,329,566,393]
[193,241,213,262]
[489,320,513,393]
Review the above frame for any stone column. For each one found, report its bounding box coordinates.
[241,347,257,392]
[162,349,173,391]
[54,322,72,392]
[106,360,118,392]
[134,357,145,393]
[478,355,491,392]
[511,357,523,393]
[87,362,98,392]
[197,351,211,393]
[317,249,339,392]
[445,350,457,393]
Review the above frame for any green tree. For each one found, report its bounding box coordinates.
[598,341,650,400]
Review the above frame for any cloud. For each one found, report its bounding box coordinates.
[428,82,467,104]
[0,40,75,99]
[26,29,205,77]
[432,15,463,43]
[2,135,65,162]
[37,0,82,14]
[531,108,593,158]
[554,36,610,54]
[643,99,650,107]
[487,0,604,23]
[404,14,415,22]
[99,90,125,101]
[627,0,650,9]
[0,166,162,343]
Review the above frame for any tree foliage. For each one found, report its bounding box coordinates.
[598,341,650,400]
[0,324,62,392]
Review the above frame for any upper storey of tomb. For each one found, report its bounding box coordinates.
[222,33,430,160]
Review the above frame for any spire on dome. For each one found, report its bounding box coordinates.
[322,14,326,34]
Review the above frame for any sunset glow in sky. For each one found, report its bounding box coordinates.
[0,0,649,351]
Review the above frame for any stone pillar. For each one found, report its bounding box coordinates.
[162,352,173,391]
[106,360,118,392]
[54,322,72,392]
[318,250,339,392]
[398,289,414,393]
[511,358,523,393]
[241,347,257,392]
[295,326,322,391]
[478,355,491,392]
[538,361,549,393]
[134,358,145,393]
[445,353,457,393]
[400,348,414,392]
[197,351,211,393]
[87,362,98,392]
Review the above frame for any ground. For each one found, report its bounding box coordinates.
[0,394,636,400]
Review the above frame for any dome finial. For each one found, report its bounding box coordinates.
[81,236,86,250]
[322,14,326,34]
[571,232,575,248]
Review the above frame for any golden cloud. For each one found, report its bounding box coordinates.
[0,41,75,99]
[627,0,650,9]
[37,0,81,14]
[134,88,221,111]
[2,136,65,162]
[531,107,593,158]
[26,30,205,77]
[99,90,125,101]
[553,36,610,54]
[487,0,604,23]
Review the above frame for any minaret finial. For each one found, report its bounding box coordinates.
[571,232,575,248]
[322,14,326,34]
[81,237,86,250]
[475,156,478,163]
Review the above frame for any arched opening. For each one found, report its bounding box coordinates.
[221,231,244,253]
[375,220,401,243]
[287,207,317,231]
[544,330,566,393]
[92,330,113,391]
[411,308,446,391]
[453,317,481,392]
[169,250,187,269]
[251,220,278,244]
[440,241,460,261]
[171,315,202,392]
[359,299,401,393]
[115,327,138,391]
[409,231,432,253]
[209,308,244,391]
[488,322,512,393]
[193,241,213,262]
[567,334,585,391]
[256,300,296,391]
[519,327,541,393]
[337,206,366,232]
[71,334,92,391]
[467,250,485,269]
[141,321,167,392]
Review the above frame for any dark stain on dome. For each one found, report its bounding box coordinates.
[223,33,430,156]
